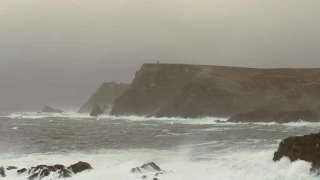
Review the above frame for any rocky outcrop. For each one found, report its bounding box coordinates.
[6,166,18,170]
[273,132,320,168]
[40,106,64,113]
[68,161,92,174]
[2,162,92,180]
[228,108,320,123]
[111,63,320,119]
[79,82,129,113]
[131,162,162,173]
[90,104,103,117]
[131,162,165,180]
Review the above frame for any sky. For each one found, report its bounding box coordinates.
[0,0,320,111]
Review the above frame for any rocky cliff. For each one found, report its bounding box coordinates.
[79,82,129,113]
[110,64,320,119]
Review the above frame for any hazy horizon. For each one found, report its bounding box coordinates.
[1,0,320,111]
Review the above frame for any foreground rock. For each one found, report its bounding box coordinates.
[228,109,320,123]
[0,167,5,177]
[273,132,320,168]
[79,82,129,113]
[110,63,320,119]
[90,104,103,117]
[1,162,92,180]
[40,106,64,113]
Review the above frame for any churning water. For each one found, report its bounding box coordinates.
[1,112,320,180]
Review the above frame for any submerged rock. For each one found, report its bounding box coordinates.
[0,167,6,177]
[273,132,320,168]
[90,104,103,117]
[40,106,64,113]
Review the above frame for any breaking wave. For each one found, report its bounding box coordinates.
[4,112,320,127]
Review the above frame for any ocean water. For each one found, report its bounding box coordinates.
[1,112,320,180]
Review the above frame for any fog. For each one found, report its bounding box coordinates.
[0,0,320,111]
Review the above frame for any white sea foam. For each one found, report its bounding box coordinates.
[0,148,318,180]
[4,112,320,127]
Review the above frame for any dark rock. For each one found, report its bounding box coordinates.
[68,161,93,174]
[142,175,147,179]
[154,178,159,180]
[215,120,225,123]
[131,162,162,173]
[12,162,90,179]
[54,164,65,170]
[0,167,6,177]
[17,168,27,174]
[111,63,320,119]
[41,106,64,113]
[79,82,129,113]
[229,109,320,123]
[6,166,18,170]
[273,132,320,168]
[90,104,103,117]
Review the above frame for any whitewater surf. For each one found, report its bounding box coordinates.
[1,112,320,180]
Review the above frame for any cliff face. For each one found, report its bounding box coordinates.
[79,82,129,113]
[110,64,320,118]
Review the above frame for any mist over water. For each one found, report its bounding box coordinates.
[1,112,320,179]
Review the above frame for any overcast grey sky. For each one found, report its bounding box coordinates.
[0,0,320,111]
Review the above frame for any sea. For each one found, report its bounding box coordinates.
[1,112,320,180]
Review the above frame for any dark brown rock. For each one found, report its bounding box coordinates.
[90,104,103,117]
[111,64,320,119]
[273,132,320,168]
[79,82,129,113]
[68,161,92,174]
